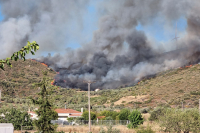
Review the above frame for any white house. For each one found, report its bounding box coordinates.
[55,108,83,121]
[28,108,83,121]
[27,111,38,120]
[95,88,100,92]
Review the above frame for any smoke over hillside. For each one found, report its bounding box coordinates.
[0,0,200,90]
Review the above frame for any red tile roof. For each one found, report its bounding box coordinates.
[55,108,82,114]
[27,109,82,114]
[97,116,105,119]
[69,113,82,116]
[27,111,36,114]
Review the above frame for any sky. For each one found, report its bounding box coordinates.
[136,16,187,43]
[65,2,188,50]
[67,2,98,49]
[60,1,188,50]
[0,0,188,58]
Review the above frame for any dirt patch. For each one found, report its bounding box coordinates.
[114,95,148,105]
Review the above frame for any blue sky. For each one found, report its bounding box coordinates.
[67,2,98,50]
[67,2,188,49]
[136,16,187,43]
[0,5,4,21]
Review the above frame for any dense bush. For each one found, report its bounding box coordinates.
[118,109,130,120]
[127,110,144,128]
[149,107,167,121]
[0,108,33,130]
[82,111,97,120]
[159,108,200,133]
[99,110,119,120]
[140,108,150,114]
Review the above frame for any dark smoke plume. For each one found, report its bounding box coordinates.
[0,0,200,90]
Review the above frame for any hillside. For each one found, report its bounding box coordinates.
[0,59,56,97]
[132,64,200,108]
[0,59,200,112]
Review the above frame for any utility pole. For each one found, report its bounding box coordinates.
[0,89,1,103]
[83,80,95,133]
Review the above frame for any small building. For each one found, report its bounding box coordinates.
[0,123,14,133]
[28,108,83,121]
[55,108,83,121]
[27,111,38,120]
[95,88,100,92]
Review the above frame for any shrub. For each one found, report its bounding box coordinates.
[99,125,120,133]
[118,109,130,120]
[105,116,113,120]
[159,108,200,133]
[57,131,64,133]
[67,117,74,122]
[82,111,96,120]
[140,108,149,114]
[149,107,166,121]
[136,126,155,133]
[0,108,33,130]
[99,110,119,120]
[127,110,144,128]
[190,91,200,95]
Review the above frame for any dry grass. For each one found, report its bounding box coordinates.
[56,125,136,133]
[14,126,135,133]
[114,95,148,105]
[14,114,162,133]
[0,59,56,97]
[132,64,200,107]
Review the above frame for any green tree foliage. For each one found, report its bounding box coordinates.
[159,108,200,133]
[118,108,130,120]
[0,41,39,70]
[127,110,144,129]
[99,125,120,133]
[136,126,155,133]
[67,117,74,123]
[82,111,97,120]
[99,110,119,120]
[30,74,58,133]
[149,107,166,121]
[0,108,32,130]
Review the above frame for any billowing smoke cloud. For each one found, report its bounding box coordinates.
[0,0,200,90]
[0,0,90,58]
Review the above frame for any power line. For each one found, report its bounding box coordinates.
[172,22,179,48]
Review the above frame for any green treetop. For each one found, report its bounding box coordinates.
[0,41,39,70]
[30,73,58,133]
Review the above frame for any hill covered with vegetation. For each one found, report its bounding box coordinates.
[0,59,200,112]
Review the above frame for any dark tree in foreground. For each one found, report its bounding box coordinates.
[30,74,58,133]
[0,108,32,130]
